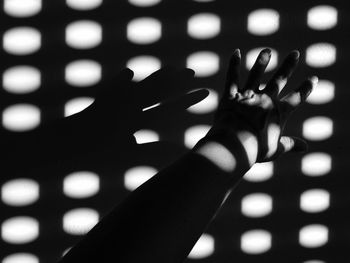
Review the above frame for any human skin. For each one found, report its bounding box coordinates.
[58,48,317,263]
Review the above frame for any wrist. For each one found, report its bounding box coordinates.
[192,130,256,174]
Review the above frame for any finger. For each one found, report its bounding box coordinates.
[107,68,134,87]
[223,49,241,99]
[170,68,196,96]
[95,68,134,105]
[244,48,272,92]
[139,67,195,108]
[118,68,135,81]
[277,136,308,154]
[280,76,317,115]
[138,66,176,98]
[105,68,134,90]
[264,50,300,98]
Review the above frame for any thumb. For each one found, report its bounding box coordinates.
[278,136,308,154]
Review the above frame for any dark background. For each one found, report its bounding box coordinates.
[0,0,349,262]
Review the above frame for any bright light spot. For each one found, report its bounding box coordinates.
[4,0,41,17]
[300,189,330,213]
[2,104,40,132]
[241,230,271,254]
[266,123,280,158]
[3,27,41,55]
[259,83,266,91]
[134,129,159,144]
[307,80,335,104]
[184,125,210,148]
[63,97,89,114]
[3,66,41,94]
[63,171,100,199]
[306,43,336,67]
[188,233,214,259]
[1,217,39,244]
[241,193,273,217]
[66,0,102,10]
[124,166,158,191]
[1,179,39,206]
[237,131,258,166]
[196,142,236,172]
[246,48,278,72]
[247,9,279,35]
[299,224,328,248]
[2,253,39,263]
[302,152,331,177]
[62,247,72,257]
[307,5,338,30]
[244,162,273,182]
[127,17,161,44]
[65,60,102,87]
[63,208,99,235]
[187,13,221,39]
[64,97,94,117]
[303,261,326,263]
[303,116,333,141]
[187,88,218,114]
[126,56,161,81]
[66,20,102,49]
[187,51,219,77]
[142,102,161,111]
[128,0,161,7]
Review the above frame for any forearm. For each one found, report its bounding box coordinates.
[59,138,251,263]
[59,47,311,263]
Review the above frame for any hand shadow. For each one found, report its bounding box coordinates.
[0,67,209,180]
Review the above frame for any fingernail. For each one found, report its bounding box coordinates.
[262,48,272,55]
[233,49,241,58]
[259,49,271,64]
[309,76,319,85]
[259,53,270,65]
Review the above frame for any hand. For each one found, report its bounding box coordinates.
[83,67,208,143]
[197,48,316,168]
[54,67,208,150]
[1,68,208,171]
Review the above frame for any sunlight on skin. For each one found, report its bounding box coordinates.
[266,123,280,158]
[276,77,287,93]
[280,136,295,152]
[285,92,301,106]
[258,51,270,65]
[195,142,236,172]
[237,131,258,166]
[260,94,273,110]
[229,84,239,99]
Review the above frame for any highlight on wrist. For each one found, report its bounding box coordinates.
[266,123,280,159]
[195,141,237,173]
[236,130,258,166]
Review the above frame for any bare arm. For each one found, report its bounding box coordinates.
[59,49,316,263]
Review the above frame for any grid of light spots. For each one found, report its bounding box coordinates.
[1,1,42,262]
[0,1,345,263]
[298,5,337,260]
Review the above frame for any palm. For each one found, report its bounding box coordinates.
[211,49,316,163]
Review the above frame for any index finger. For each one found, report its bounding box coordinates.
[223,49,241,100]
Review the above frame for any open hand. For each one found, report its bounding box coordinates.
[203,48,317,166]
[1,67,208,171]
